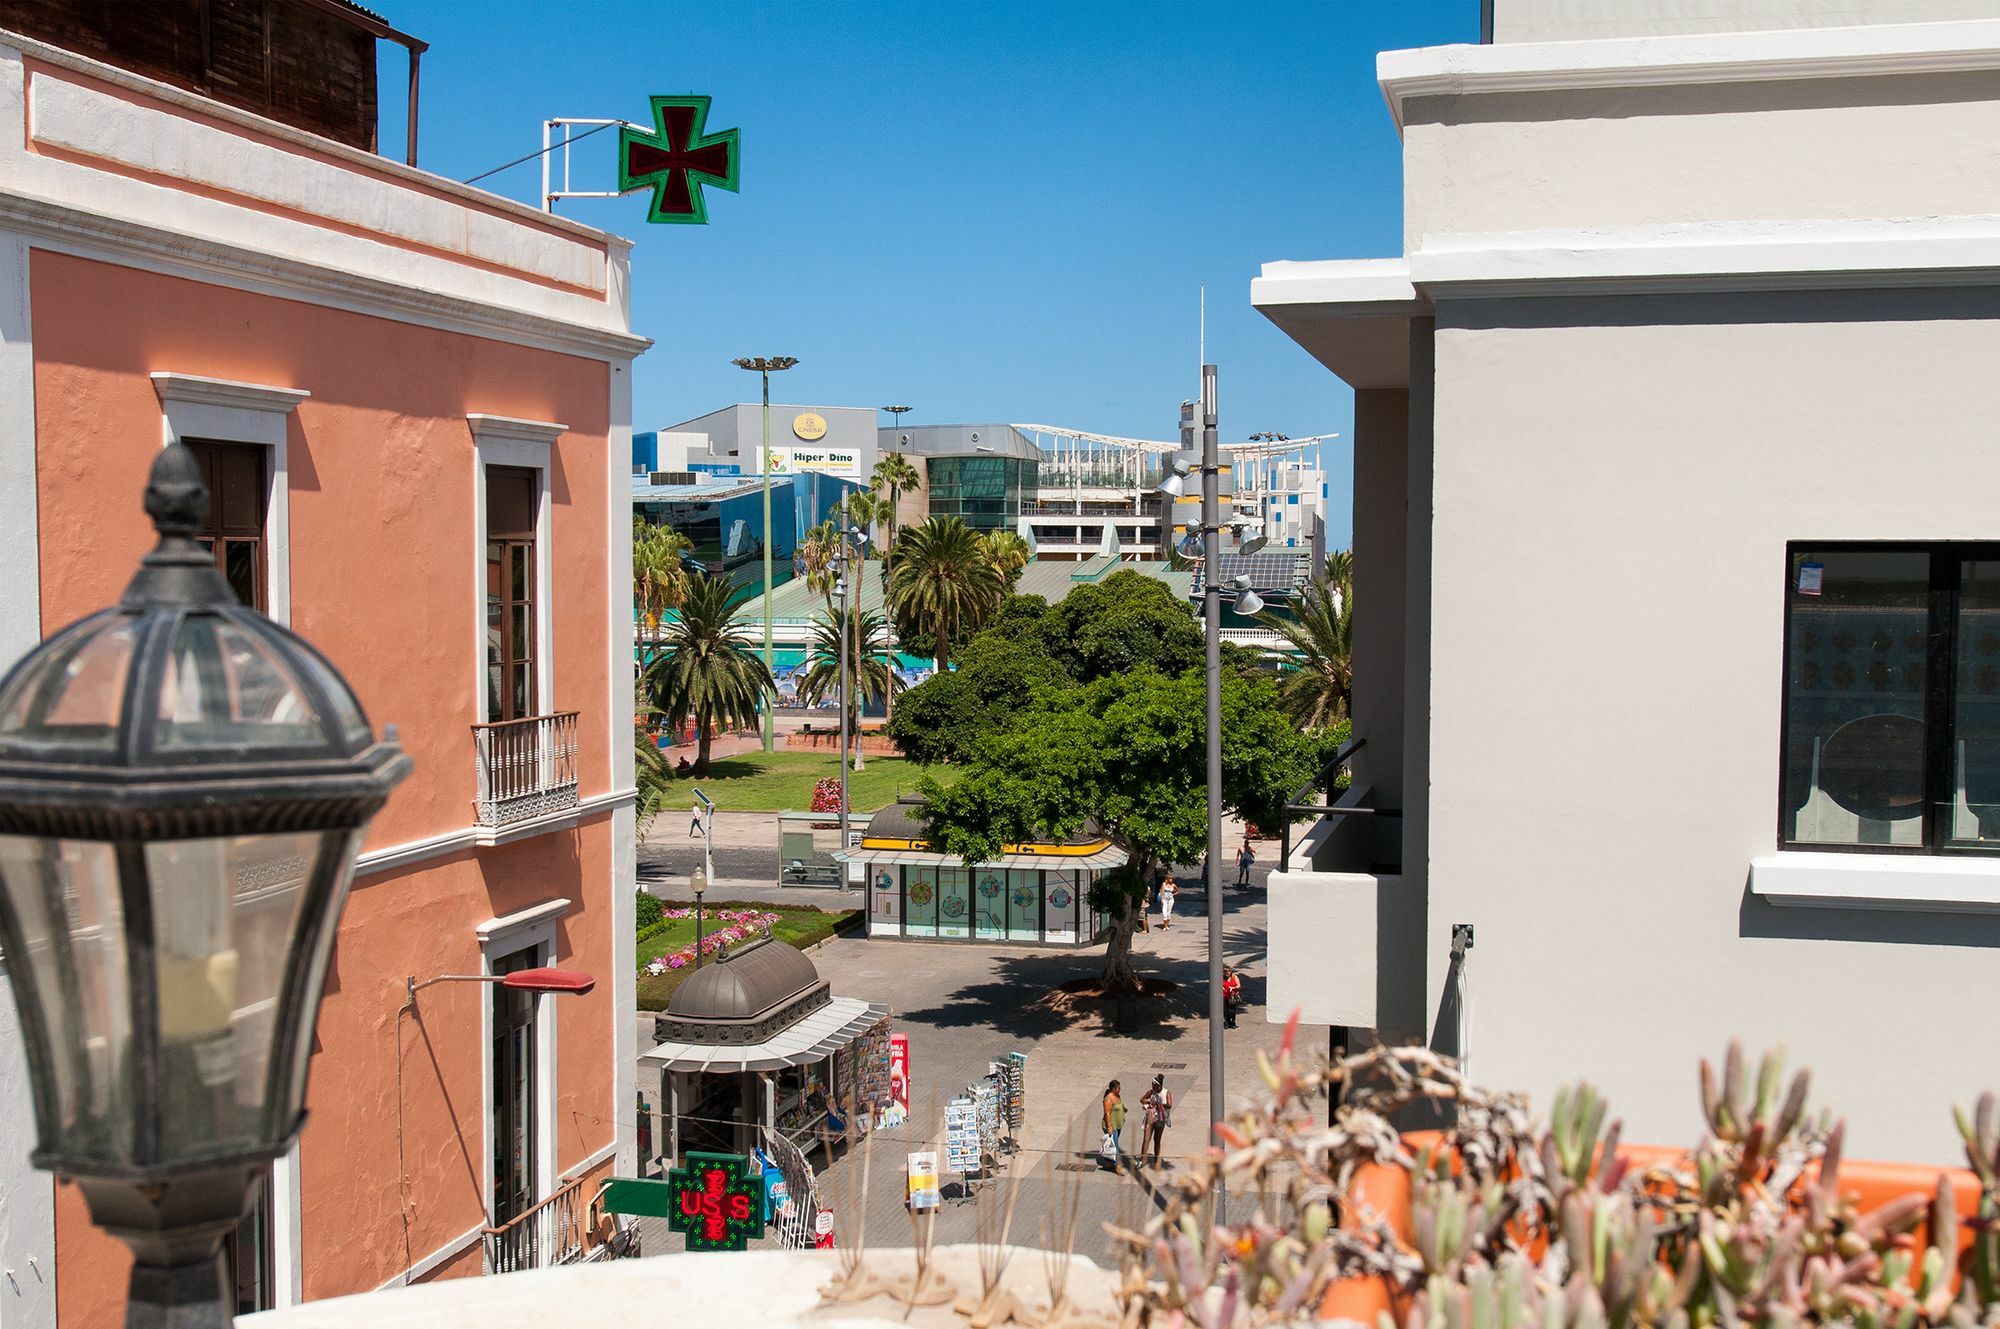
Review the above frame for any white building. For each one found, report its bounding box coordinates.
[1257,0,2000,1163]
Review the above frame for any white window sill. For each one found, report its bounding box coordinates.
[1750,851,2000,913]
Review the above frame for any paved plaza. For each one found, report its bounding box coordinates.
[632,815,1319,1266]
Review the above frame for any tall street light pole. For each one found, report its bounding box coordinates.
[731,356,798,752]
[1160,370,1265,1226]
[1199,363,1226,1215]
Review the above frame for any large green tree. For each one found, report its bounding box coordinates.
[1036,569,1204,682]
[915,667,1324,990]
[642,572,774,771]
[887,515,1005,672]
[886,625,1067,765]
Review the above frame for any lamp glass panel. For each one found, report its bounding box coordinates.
[279,832,360,1124]
[0,836,134,1161]
[0,616,138,752]
[155,618,326,751]
[144,831,325,1158]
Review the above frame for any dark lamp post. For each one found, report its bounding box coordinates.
[690,864,708,968]
[0,442,410,1326]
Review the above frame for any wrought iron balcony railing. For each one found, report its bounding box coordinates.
[484,1175,588,1274]
[473,711,580,828]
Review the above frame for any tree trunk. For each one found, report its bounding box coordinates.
[695,708,712,772]
[882,510,898,723]
[852,625,866,772]
[1100,897,1139,992]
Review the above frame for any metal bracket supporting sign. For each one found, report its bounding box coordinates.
[598,1176,675,1218]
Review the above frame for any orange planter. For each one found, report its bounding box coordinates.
[1316,1133,1983,1319]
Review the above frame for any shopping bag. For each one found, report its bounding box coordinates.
[1099,1131,1118,1166]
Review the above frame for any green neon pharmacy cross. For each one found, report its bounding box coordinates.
[618,95,741,225]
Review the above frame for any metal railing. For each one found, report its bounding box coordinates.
[484,1175,588,1274]
[472,711,580,827]
[1279,737,1404,866]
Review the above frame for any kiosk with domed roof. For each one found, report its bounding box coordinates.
[639,937,887,1168]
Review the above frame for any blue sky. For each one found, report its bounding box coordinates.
[387,1,1478,546]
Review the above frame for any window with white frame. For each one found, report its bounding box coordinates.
[151,373,305,626]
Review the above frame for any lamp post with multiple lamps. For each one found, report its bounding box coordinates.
[0,443,410,1327]
[730,355,798,753]
[1156,366,1264,1224]
[831,522,868,888]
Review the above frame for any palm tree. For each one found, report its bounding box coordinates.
[795,608,902,762]
[1259,565,1352,730]
[871,453,922,572]
[887,515,1005,673]
[633,692,674,832]
[642,572,774,771]
[797,520,841,618]
[632,520,690,669]
[836,487,890,550]
[980,529,1031,588]
[1323,548,1353,591]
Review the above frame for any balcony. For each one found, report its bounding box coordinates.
[485,1175,589,1274]
[473,712,580,840]
[1266,739,1420,1039]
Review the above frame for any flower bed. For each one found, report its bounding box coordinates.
[640,909,779,975]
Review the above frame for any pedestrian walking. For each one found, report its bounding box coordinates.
[688,800,703,838]
[1100,1080,1127,1170]
[1236,841,1256,888]
[1222,964,1242,1029]
[1157,874,1177,930]
[1139,1074,1173,1168]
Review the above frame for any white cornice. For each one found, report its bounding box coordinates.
[1409,215,2000,297]
[354,787,634,878]
[1380,19,2000,132]
[476,897,573,945]
[151,372,308,413]
[0,26,629,254]
[0,192,651,362]
[467,413,569,448]
[1252,258,1423,311]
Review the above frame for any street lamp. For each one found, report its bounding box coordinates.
[0,442,410,1326]
[1176,366,1264,1225]
[696,860,712,964]
[831,523,869,889]
[730,355,799,753]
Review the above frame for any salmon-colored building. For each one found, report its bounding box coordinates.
[0,3,644,1322]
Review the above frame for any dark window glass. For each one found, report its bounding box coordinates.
[484,468,539,722]
[1952,559,2000,844]
[186,441,267,612]
[1783,549,1930,847]
[223,1168,274,1313]
[1781,543,2000,854]
[491,946,539,1225]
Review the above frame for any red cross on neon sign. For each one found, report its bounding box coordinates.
[618,95,740,225]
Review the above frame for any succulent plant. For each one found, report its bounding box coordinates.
[1113,1035,1991,1329]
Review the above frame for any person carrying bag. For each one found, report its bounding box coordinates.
[1099,1079,1126,1170]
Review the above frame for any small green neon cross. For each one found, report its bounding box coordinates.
[618,95,741,225]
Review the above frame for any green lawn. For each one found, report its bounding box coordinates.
[677,750,955,813]
[636,903,861,1010]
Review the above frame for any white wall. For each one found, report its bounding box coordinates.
[1423,289,2000,1162]
[1495,0,2000,43]
[0,223,55,1329]
[1401,73,2000,243]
